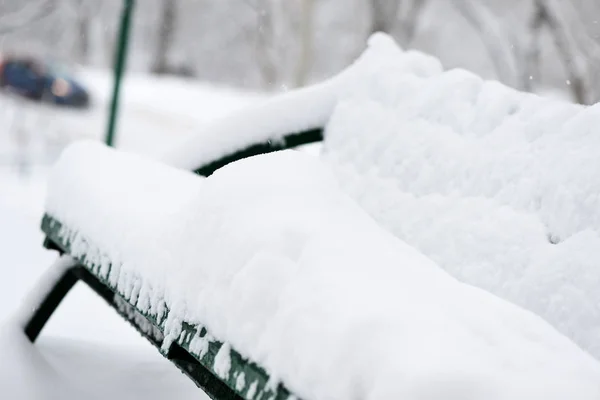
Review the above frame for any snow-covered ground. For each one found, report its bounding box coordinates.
[0,69,259,399]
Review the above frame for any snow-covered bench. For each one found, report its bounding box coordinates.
[163,33,600,361]
[25,142,600,399]
[23,34,600,399]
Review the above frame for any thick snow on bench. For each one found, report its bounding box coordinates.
[45,142,600,400]
[161,33,442,171]
[159,32,600,361]
[323,58,600,359]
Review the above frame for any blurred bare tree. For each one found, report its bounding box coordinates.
[450,0,520,88]
[151,0,176,74]
[525,1,582,103]
[0,0,598,103]
[254,0,279,87]
[294,0,315,87]
[369,0,426,48]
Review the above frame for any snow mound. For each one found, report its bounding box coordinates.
[161,32,442,171]
[323,59,600,359]
[158,32,600,360]
[44,142,600,400]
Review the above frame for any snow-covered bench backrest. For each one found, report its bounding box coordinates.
[164,33,600,360]
[321,45,600,359]
[162,34,443,171]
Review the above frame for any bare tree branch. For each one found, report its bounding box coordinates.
[369,0,401,36]
[254,0,279,88]
[151,0,177,74]
[294,0,315,87]
[559,0,600,101]
[397,0,427,47]
[449,0,519,87]
[368,0,427,49]
[537,0,589,104]
[521,1,546,92]
[71,0,99,63]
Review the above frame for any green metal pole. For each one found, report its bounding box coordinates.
[105,0,134,147]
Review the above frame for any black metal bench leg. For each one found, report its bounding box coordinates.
[25,241,246,399]
[24,261,244,399]
[25,266,81,342]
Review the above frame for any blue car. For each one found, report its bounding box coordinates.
[0,57,90,108]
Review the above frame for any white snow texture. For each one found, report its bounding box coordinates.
[45,141,600,400]
[42,33,600,400]
[322,35,600,361]
[167,32,600,361]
